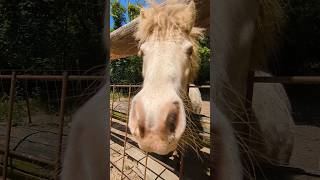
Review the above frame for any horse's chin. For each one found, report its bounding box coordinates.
[137,138,178,155]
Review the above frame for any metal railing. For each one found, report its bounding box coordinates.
[0,72,104,180]
[109,84,210,180]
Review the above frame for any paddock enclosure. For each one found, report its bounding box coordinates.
[0,0,320,180]
[0,70,106,179]
[109,84,210,180]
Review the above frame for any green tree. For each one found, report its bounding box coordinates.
[110,1,143,84]
[0,0,105,71]
[128,2,141,21]
[111,0,126,30]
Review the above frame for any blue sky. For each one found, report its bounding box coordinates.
[110,0,147,29]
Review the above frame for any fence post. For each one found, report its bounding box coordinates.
[144,153,149,180]
[179,154,184,180]
[55,72,68,180]
[245,70,255,146]
[2,71,17,179]
[178,84,190,179]
[120,85,132,179]
[110,85,116,128]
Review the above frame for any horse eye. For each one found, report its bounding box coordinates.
[186,46,193,56]
[138,50,144,57]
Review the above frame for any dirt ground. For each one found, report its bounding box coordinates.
[290,125,320,180]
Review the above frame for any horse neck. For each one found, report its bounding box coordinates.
[213,0,259,119]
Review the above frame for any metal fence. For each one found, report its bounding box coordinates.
[109,84,210,180]
[2,70,319,179]
[0,71,104,180]
[0,71,211,180]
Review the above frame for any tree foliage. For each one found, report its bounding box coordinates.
[111,0,126,30]
[110,1,144,84]
[0,0,106,72]
[128,2,141,21]
[277,0,320,75]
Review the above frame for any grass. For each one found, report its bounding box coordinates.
[3,159,54,180]
[0,95,45,125]
[112,110,127,122]
[110,91,128,100]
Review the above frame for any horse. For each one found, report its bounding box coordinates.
[127,0,205,156]
[213,0,294,179]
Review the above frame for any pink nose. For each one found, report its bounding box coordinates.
[129,99,182,154]
[130,100,180,137]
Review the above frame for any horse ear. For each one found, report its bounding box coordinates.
[140,8,146,19]
[187,0,196,23]
[180,0,196,32]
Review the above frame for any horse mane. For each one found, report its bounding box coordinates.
[135,0,205,83]
[253,0,286,70]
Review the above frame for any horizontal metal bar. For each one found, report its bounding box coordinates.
[0,75,105,81]
[110,84,142,88]
[0,163,51,179]
[110,84,210,88]
[254,76,320,84]
[0,148,55,167]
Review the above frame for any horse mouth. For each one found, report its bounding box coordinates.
[130,128,179,155]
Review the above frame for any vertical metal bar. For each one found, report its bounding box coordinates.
[110,85,116,128]
[242,70,255,179]
[143,153,149,180]
[24,81,32,125]
[0,71,4,95]
[121,85,132,180]
[45,80,51,112]
[54,72,68,180]
[178,84,189,180]
[2,71,17,179]
[245,70,255,146]
[179,153,184,180]
[25,97,32,125]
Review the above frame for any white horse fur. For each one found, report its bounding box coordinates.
[213,0,294,179]
[128,0,205,155]
[188,85,202,114]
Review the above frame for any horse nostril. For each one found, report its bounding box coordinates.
[166,112,177,133]
[166,102,180,133]
[138,119,145,138]
[130,99,146,138]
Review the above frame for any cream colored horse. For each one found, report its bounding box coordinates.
[213,0,294,179]
[128,0,204,155]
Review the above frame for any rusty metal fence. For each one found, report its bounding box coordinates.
[0,70,211,180]
[3,70,320,179]
[109,84,211,180]
[0,71,105,180]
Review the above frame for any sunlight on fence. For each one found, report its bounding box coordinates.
[109,84,211,180]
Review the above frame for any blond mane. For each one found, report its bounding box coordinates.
[135,0,205,83]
